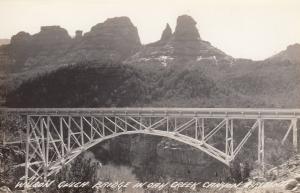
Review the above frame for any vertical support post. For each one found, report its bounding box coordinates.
[195,117,198,140]
[201,118,205,141]
[230,119,234,157]
[139,117,142,130]
[258,118,265,176]
[102,116,105,136]
[90,117,94,141]
[80,116,84,145]
[225,118,233,159]
[45,116,50,181]
[226,118,229,155]
[59,117,64,156]
[67,116,71,151]
[292,118,298,152]
[24,115,30,191]
[125,117,128,131]
[166,116,169,132]
[41,117,46,182]
[114,117,117,133]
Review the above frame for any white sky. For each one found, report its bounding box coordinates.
[0,0,299,60]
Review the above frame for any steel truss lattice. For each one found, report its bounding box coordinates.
[1,108,300,188]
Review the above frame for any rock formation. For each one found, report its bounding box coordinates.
[10,32,31,46]
[267,43,300,64]
[9,32,32,61]
[160,23,172,42]
[31,26,72,51]
[71,16,141,62]
[174,15,200,41]
[75,30,83,39]
[2,17,141,74]
[126,15,232,66]
[7,26,72,71]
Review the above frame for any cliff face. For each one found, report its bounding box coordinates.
[126,15,233,66]
[66,17,141,63]
[174,15,201,41]
[2,17,141,74]
[8,26,73,71]
[2,14,233,76]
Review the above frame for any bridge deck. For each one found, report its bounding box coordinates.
[2,107,299,183]
[1,108,300,119]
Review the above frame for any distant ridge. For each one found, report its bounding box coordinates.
[266,43,300,64]
[0,39,10,46]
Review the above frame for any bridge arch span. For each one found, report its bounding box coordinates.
[2,107,299,187]
[49,129,229,177]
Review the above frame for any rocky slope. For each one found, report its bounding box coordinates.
[125,15,233,67]
[266,43,300,64]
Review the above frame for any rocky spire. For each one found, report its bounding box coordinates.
[174,15,201,41]
[160,23,172,41]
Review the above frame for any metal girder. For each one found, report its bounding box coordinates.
[1,108,299,189]
[2,107,300,119]
[258,119,265,175]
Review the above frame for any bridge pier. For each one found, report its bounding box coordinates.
[258,119,265,176]
[24,116,30,191]
[225,119,234,160]
[293,118,298,152]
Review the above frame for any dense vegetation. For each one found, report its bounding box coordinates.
[6,61,219,108]
[3,60,300,191]
[6,62,149,107]
[6,60,300,109]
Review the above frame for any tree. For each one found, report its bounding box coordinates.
[48,151,101,193]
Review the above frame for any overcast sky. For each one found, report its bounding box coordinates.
[0,0,299,60]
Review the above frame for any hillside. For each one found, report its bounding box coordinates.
[7,59,300,108]
[6,62,149,108]
[267,43,300,64]
[4,58,299,186]
[1,14,300,193]
[1,15,300,108]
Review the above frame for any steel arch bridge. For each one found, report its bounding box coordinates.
[1,108,300,188]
